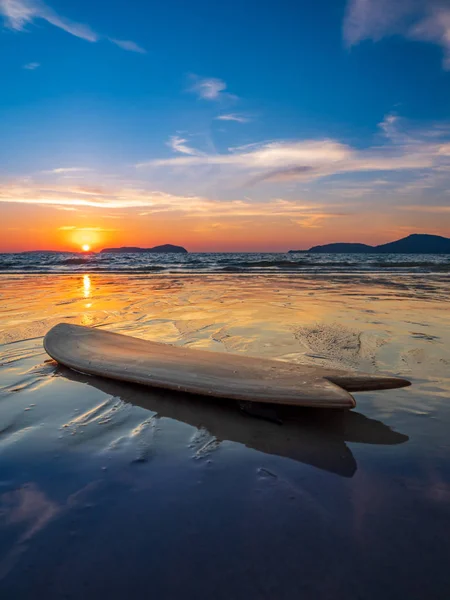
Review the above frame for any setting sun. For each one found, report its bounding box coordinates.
[81,244,90,252]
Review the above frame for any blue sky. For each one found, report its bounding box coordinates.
[0,0,449,251]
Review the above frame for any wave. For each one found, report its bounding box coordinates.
[0,252,449,275]
[221,260,357,270]
[60,258,93,265]
[0,261,14,270]
[220,266,246,272]
[372,260,450,268]
[220,260,306,268]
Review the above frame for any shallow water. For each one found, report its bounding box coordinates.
[0,274,449,599]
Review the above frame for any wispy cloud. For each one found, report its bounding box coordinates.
[0,180,347,227]
[215,113,249,123]
[23,61,40,70]
[139,139,352,170]
[0,0,98,41]
[109,38,146,54]
[344,0,450,69]
[188,75,237,101]
[0,0,145,52]
[2,116,449,232]
[410,7,450,69]
[41,167,93,174]
[58,226,118,231]
[398,204,450,213]
[137,115,450,187]
[167,136,205,156]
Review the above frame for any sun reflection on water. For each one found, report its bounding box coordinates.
[83,275,91,299]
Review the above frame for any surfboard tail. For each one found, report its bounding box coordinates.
[326,373,411,393]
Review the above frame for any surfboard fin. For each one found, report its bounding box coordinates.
[326,373,411,392]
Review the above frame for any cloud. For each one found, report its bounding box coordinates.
[41,167,93,174]
[215,114,249,123]
[0,180,348,227]
[0,0,144,52]
[410,7,450,69]
[248,165,318,185]
[188,75,237,101]
[136,115,450,187]
[109,38,146,54]
[398,204,450,213]
[2,116,449,227]
[0,0,98,41]
[22,61,40,69]
[167,136,205,156]
[58,226,118,231]
[139,139,352,170]
[343,0,450,69]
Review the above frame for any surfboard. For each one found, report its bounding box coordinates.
[44,323,411,409]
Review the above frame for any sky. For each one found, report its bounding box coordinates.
[0,0,450,252]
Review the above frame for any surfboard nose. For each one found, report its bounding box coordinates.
[326,373,411,393]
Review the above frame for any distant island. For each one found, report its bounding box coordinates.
[100,244,188,254]
[289,234,450,254]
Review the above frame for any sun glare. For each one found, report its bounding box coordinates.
[81,244,90,252]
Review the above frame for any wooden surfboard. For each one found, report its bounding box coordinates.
[44,323,411,409]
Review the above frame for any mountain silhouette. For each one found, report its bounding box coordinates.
[100,244,187,254]
[295,234,450,254]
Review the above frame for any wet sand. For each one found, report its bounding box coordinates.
[1,273,450,599]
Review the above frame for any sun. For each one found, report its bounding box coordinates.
[81,244,91,252]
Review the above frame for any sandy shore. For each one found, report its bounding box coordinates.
[1,273,450,598]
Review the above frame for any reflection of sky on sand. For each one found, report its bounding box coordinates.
[0,483,60,579]
[0,273,449,597]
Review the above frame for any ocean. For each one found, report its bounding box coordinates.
[1,251,450,274]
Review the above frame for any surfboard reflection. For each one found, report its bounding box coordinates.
[59,367,409,478]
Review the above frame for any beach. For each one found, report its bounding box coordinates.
[1,272,450,599]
